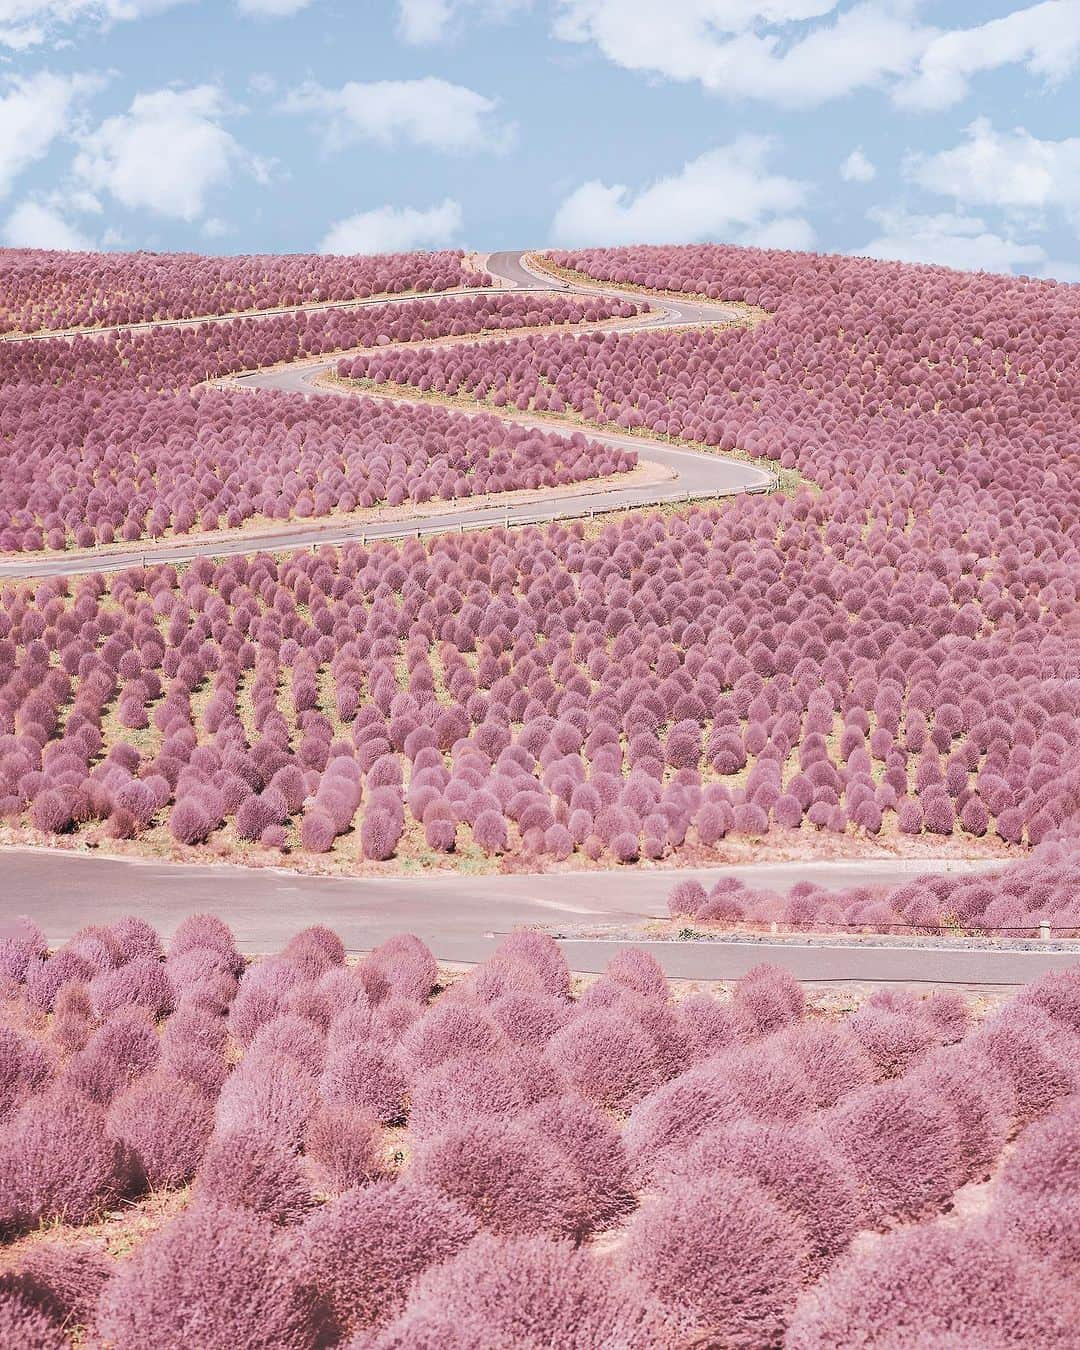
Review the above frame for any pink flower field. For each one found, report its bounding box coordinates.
[0,915,1076,1347]
[0,248,486,336]
[1,242,1077,894]
[0,290,639,552]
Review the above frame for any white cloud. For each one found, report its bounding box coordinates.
[552,0,1080,109]
[73,85,260,221]
[234,0,313,14]
[745,215,816,250]
[319,198,463,254]
[396,0,451,41]
[896,1,1080,110]
[841,146,876,183]
[0,0,188,49]
[396,0,528,45]
[858,205,1049,275]
[551,138,808,247]
[3,198,92,249]
[906,118,1080,228]
[284,77,511,154]
[0,70,102,198]
[553,0,926,105]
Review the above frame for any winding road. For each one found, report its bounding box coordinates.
[0,250,772,581]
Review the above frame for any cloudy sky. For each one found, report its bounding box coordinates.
[0,0,1078,277]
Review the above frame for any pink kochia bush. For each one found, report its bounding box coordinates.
[0,914,1076,1346]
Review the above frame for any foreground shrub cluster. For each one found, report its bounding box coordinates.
[0,248,483,336]
[0,916,1076,1346]
[670,844,1080,935]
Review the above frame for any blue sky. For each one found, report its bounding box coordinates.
[0,1,1078,278]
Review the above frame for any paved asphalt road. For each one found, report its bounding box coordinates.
[5,848,1070,987]
[0,251,770,581]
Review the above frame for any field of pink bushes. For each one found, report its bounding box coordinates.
[0,291,638,551]
[0,248,486,336]
[1,242,1076,873]
[0,915,1076,1346]
[1,485,1075,868]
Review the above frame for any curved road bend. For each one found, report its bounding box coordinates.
[4,848,1071,988]
[0,251,771,581]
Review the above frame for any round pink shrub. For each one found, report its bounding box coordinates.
[97,1206,318,1350]
[213,1055,317,1148]
[400,1002,504,1073]
[169,794,220,845]
[603,947,668,1002]
[0,916,47,983]
[543,1010,659,1112]
[771,1021,875,1108]
[1016,967,1080,1034]
[374,1232,668,1350]
[195,1126,312,1225]
[494,929,571,999]
[63,1008,159,1104]
[849,1004,936,1079]
[319,1044,408,1124]
[990,1095,1080,1278]
[625,1173,809,1348]
[668,878,705,918]
[0,1278,67,1350]
[969,1006,1076,1125]
[0,1026,51,1124]
[733,963,805,1034]
[300,1180,478,1337]
[88,956,174,1020]
[623,1057,742,1178]
[408,1050,554,1139]
[360,933,437,1004]
[108,916,162,965]
[168,914,242,970]
[786,1220,1072,1349]
[227,958,304,1046]
[663,1119,861,1275]
[304,1101,386,1194]
[50,981,94,1053]
[5,1241,111,1332]
[905,1045,1013,1182]
[410,1117,579,1237]
[823,1079,962,1226]
[488,989,569,1046]
[525,1092,633,1235]
[282,925,346,978]
[361,806,401,860]
[0,1085,130,1232]
[721,1039,813,1124]
[677,993,747,1060]
[105,1070,214,1190]
[472,808,508,853]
